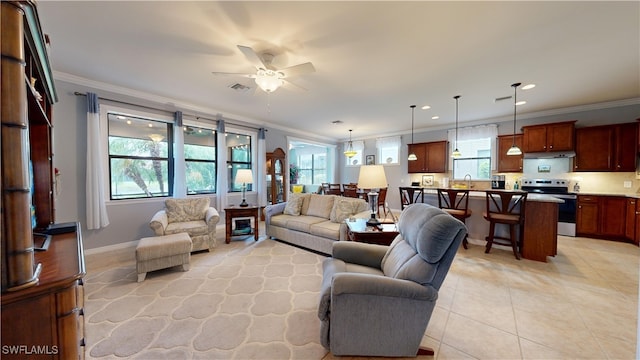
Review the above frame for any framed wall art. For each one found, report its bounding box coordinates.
[365,155,375,165]
[422,175,434,187]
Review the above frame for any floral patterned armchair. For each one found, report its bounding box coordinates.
[149,197,220,252]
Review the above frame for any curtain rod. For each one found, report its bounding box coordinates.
[74,91,266,132]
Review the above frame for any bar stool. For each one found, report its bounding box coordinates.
[483,190,527,260]
[437,188,471,249]
[399,187,424,210]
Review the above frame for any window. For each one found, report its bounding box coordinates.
[344,140,364,166]
[184,125,216,194]
[376,136,400,165]
[108,112,172,199]
[227,132,252,192]
[448,124,497,180]
[289,139,336,185]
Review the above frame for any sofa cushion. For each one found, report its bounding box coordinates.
[165,197,209,223]
[286,215,328,233]
[310,220,341,240]
[165,220,208,236]
[284,193,309,215]
[304,194,336,219]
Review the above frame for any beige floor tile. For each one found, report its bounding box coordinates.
[435,342,477,359]
[426,305,450,341]
[450,289,517,334]
[519,338,567,360]
[442,313,521,359]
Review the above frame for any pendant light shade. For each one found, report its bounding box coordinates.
[344,129,358,158]
[507,82,523,156]
[451,95,462,158]
[408,105,417,161]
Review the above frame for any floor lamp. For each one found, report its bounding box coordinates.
[357,165,388,227]
[235,169,253,207]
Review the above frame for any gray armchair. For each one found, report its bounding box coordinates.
[318,203,466,357]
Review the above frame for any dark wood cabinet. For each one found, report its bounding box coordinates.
[625,198,638,243]
[522,121,576,153]
[1,2,85,358]
[574,122,638,172]
[407,141,447,173]
[266,147,286,205]
[577,195,629,240]
[497,134,523,172]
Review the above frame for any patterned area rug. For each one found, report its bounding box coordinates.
[84,238,328,359]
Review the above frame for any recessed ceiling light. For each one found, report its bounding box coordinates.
[421,105,431,110]
[522,84,536,90]
[432,116,440,120]
[516,101,526,106]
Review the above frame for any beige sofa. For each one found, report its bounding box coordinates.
[265,193,369,254]
[149,197,220,252]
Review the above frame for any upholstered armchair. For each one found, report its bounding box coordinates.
[318,203,466,357]
[149,197,220,252]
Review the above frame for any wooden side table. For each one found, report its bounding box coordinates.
[346,218,399,246]
[225,205,259,244]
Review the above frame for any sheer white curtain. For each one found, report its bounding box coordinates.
[257,128,267,207]
[216,119,228,211]
[86,92,110,229]
[376,135,401,163]
[172,111,187,198]
[447,124,498,170]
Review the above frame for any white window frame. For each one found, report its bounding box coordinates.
[344,140,364,167]
[224,126,257,193]
[376,136,401,165]
[448,124,497,180]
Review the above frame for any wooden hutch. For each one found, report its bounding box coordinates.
[1,1,86,359]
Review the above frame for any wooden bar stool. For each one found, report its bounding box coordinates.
[437,188,471,249]
[399,187,424,210]
[483,190,527,260]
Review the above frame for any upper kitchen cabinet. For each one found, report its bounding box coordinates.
[574,122,638,172]
[407,141,447,173]
[497,134,523,172]
[522,120,576,153]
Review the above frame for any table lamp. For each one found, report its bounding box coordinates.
[357,165,388,227]
[235,169,253,207]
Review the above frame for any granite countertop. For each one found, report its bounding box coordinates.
[421,188,564,203]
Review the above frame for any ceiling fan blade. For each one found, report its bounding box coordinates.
[282,79,308,92]
[237,45,267,70]
[211,71,254,78]
[279,62,315,78]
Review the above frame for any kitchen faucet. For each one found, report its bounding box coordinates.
[464,174,471,189]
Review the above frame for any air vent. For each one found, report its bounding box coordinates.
[494,95,512,102]
[228,83,251,93]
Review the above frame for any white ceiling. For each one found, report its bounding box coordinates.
[37,1,639,141]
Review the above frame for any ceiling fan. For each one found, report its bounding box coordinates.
[212,45,315,93]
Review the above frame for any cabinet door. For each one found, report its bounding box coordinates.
[576,196,599,235]
[425,141,447,173]
[614,123,638,171]
[547,122,575,151]
[574,126,614,171]
[523,125,548,152]
[625,198,636,241]
[497,134,523,172]
[407,143,426,173]
[600,197,627,237]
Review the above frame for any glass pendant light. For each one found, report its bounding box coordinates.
[451,95,462,158]
[408,105,417,161]
[506,82,523,156]
[343,129,357,158]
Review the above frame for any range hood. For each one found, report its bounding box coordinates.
[523,151,576,159]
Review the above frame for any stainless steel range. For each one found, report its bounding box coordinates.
[521,178,576,236]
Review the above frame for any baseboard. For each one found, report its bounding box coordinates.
[85,240,137,256]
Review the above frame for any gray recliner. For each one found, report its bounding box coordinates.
[318,203,467,357]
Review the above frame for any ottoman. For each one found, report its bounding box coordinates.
[136,232,192,282]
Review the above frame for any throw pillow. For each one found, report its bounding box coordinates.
[306,194,335,219]
[292,184,304,193]
[283,193,305,216]
[330,199,358,223]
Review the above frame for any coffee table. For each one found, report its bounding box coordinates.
[225,205,259,244]
[345,218,399,246]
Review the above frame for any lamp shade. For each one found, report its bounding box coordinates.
[357,165,387,189]
[235,169,253,184]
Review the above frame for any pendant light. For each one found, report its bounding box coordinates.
[451,95,462,158]
[344,129,357,158]
[506,82,523,156]
[408,105,417,161]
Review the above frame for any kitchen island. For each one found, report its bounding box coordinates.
[420,189,562,262]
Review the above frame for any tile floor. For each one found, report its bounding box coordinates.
[87,230,638,359]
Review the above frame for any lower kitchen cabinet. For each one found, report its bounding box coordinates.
[626,198,640,245]
[577,194,630,241]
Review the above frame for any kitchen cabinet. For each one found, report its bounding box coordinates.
[407,141,447,173]
[577,195,628,240]
[497,134,523,172]
[574,122,638,172]
[625,198,640,245]
[522,120,576,153]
